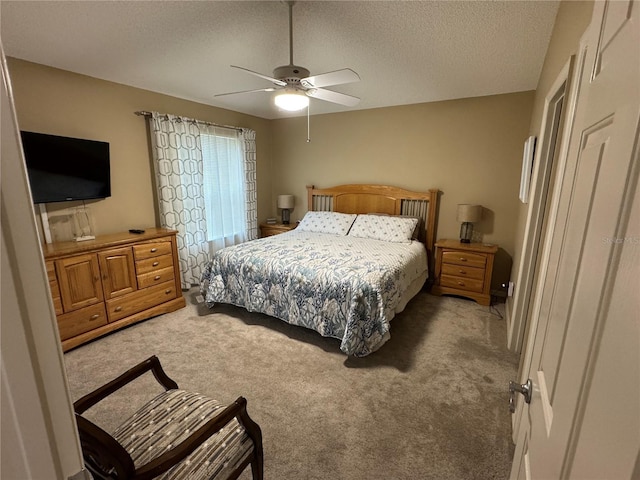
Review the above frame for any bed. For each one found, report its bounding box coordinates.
[200,184,439,357]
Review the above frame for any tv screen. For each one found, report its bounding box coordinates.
[20,131,111,204]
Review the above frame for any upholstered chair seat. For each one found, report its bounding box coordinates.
[74,356,263,480]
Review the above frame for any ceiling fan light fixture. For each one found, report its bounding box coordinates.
[274,90,309,111]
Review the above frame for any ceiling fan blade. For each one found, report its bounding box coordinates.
[300,68,360,89]
[306,88,360,107]
[215,87,278,97]
[231,65,287,87]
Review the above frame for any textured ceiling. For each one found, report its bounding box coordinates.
[1,1,559,120]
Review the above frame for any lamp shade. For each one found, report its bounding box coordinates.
[274,90,309,111]
[456,204,482,223]
[277,194,295,209]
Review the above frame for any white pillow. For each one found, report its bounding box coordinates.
[296,211,357,236]
[348,214,418,243]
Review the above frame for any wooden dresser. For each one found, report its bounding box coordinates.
[431,239,498,306]
[43,228,186,351]
[259,222,296,237]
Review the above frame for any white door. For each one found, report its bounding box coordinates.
[510,1,640,478]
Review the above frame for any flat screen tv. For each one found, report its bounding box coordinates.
[20,131,111,204]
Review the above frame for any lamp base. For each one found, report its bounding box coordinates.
[282,209,291,225]
[459,222,473,243]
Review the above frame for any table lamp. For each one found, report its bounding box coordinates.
[457,204,482,243]
[277,194,295,225]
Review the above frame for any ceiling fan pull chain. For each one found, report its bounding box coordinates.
[288,1,294,66]
[307,101,311,143]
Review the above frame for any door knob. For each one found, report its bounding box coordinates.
[509,379,532,413]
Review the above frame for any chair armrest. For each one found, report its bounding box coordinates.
[74,355,179,414]
[134,396,255,480]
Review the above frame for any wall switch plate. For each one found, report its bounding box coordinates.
[508,281,514,297]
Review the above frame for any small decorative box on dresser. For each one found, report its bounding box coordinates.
[431,239,498,306]
[259,222,296,237]
[43,228,186,351]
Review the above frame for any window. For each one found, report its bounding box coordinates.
[201,128,248,249]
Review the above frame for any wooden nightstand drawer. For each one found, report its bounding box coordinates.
[440,274,485,293]
[442,250,487,268]
[431,239,498,306]
[260,223,296,237]
[441,263,485,280]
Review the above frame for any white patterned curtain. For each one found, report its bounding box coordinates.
[241,128,258,242]
[148,112,257,288]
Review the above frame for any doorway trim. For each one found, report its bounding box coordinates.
[507,55,579,354]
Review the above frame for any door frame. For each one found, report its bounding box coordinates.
[511,50,582,441]
[507,54,580,354]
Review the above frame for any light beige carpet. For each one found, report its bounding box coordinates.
[65,289,518,480]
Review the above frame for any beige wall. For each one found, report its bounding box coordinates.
[8,59,536,290]
[272,92,535,287]
[508,1,594,311]
[6,58,273,238]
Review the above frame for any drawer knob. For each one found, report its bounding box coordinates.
[89,314,100,320]
[165,289,172,294]
[150,248,158,253]
[457,281,465,286]
[115,306,122,312]
[154,275,161,280]
[152,261,159,267]
[459,257,467,262]
[459,270,466,274]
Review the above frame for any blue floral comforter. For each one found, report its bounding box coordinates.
[200,231,428,356]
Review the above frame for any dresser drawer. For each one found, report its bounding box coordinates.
[441,263,485,281]
[133,240,173,260]
[442,250,487,269]
[57,303,108,341]
[137,266,175,289]
[440,274,485,293]
[135,254,174,275]
[106,280,177,322]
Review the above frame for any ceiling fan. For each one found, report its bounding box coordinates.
[216,1,360,112]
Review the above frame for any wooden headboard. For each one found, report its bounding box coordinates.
[306,184,440,269]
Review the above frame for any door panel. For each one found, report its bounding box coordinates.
[539,118,613,403]
[98,247,137,299]
[56,253,103,311]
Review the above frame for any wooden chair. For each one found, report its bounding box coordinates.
[73,355,263,480]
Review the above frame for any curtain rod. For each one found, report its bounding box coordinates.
[134,110,243,132]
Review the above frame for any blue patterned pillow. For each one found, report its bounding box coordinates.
[297,211,357,236]
[348,214,418,243]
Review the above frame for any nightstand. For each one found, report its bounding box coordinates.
[259,222,296,238]
[431,239,498,306]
